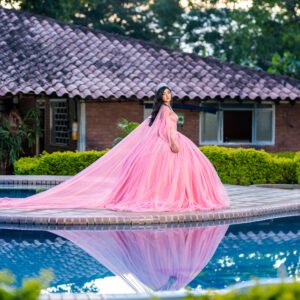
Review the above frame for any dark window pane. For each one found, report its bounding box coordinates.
[223,111,252,143]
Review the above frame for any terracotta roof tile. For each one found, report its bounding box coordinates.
[0,6,300,101]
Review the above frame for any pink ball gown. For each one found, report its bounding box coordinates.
[0,104,230,211]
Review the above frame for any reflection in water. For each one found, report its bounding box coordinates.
[50,225,229,293]
[0,216,299,294]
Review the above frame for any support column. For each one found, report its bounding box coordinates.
[78,100,86,151]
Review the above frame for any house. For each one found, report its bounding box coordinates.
[0,6,300,154]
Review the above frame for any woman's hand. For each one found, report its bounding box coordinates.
[171,142,179,153]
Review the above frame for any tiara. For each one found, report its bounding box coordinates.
[155,82,169,93]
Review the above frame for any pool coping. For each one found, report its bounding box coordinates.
[0,175,299,227]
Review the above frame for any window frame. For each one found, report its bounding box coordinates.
[199,101,275,146]
[143,100,153,119]
[49,98,70,146]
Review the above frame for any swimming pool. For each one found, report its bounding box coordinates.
[0,215,298,295]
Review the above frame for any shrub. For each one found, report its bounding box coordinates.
[268,156,297,184]
[0,269,52,300]
[200,146,297,185]
[270,151,297,159]
[13,156,39,175]
[14,150,109,176]
[34,150,108,175]
[294,152,300,184]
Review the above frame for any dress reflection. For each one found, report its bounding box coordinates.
[50,224,229,293]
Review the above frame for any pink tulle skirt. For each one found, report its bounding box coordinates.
[101,131,230,212]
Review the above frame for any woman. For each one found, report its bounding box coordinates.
[0,83,230,211]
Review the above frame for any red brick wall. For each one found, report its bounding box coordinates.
[86,101,144,150]
[175,100,199,145]
[265,103,300,152]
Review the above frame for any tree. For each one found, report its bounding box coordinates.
[183,0,300,77]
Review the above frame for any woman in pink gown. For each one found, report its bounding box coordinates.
[0,83,230,212]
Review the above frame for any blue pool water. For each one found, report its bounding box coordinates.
[0,188,39,198]
[0,215,299,294]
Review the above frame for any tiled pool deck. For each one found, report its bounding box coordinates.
[0,175,299,228]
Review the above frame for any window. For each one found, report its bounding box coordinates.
[200,103,274,145]
[50,99,69,145]
[223,110,252,143]
[144,101,153,119]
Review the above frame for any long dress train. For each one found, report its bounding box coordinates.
[0,104,230,211]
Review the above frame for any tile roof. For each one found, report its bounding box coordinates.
[0,6,300,102]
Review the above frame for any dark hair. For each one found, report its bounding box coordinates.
[148,87,172,127]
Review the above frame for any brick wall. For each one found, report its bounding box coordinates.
[174,100,199,145]
[264,103,300,152]
[86,101,143,150]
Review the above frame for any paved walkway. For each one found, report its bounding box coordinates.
[0,176,299,228]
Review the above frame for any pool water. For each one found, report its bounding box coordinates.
[0,188,39,198]
[0,215,299,294]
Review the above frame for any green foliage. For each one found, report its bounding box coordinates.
[0,117,27,167]
[293,152,300,184]
[14,150,108,175]
[183,1,300,79]
[13,156,39,175]
[0,107,42,169]
[23,107,42,148]
[200,146,297,185]
[0,269,53,300]
[268,51,300,79]
[112,118,139,146]
[270,151,297,159]
[34,150,108,175]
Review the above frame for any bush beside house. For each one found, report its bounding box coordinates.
[13,146,300,185]
[200,146,296,185]
[14,150,108,176]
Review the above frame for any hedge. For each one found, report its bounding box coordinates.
[294,152,300,184]
[14,150,108,176]
[13,147,300,185]
[199,146,297,185]
[13,156,39,175]
[270,151,297,159]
